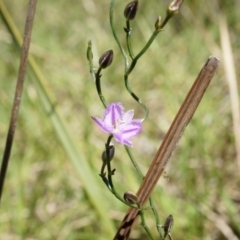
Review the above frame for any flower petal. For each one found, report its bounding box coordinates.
[113,119,142,146]
[91,116,112,133]
[103,102,124,126]
[92,102,142,147]
[122,139,133,147]
[122,110,134,124]
[120,120,142,139]
[113,132,133,147]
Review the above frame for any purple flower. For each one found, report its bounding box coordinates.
[92,102,142,147]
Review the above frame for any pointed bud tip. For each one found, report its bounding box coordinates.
[168,0,183,14]
[99,50,114,69]
[124,0,139,21]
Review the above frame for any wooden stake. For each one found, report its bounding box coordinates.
[114,56,220,240]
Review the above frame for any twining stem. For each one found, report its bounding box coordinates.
[124,75,149,121]
[95,68,107,108]
[125,10,175,76]
[122,13,174,122]
[102,135,139,209]
[109,1,165,237]
[105,135,114,189]
[93,2,181,238]
[122,11,178,121]
[89,64,140,209]
[126,30,159,76]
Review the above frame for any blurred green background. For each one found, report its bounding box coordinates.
[0,0,240,239]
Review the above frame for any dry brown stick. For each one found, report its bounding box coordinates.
[0,0,38,201]
[114,56,220,240]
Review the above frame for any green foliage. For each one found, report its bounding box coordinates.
[0,0,240,239]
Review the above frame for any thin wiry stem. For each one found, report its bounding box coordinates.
[110,0,129,70]
[86,54,140,208]
[109,2,164,237]
[139,210,155,240]
[125,21,135,60]
[124,75,149,121]
[101,136,140,209]
[125,145,162,238]
[95,68,107,108]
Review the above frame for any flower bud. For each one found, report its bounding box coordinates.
[124,0,139,21]
[99,50,114,69]
[155,16,162,31]
[123,191,139,205]
[102,143,115,162]
[87,40,93,61]
[168,0,183,15]
[163,214,174,238]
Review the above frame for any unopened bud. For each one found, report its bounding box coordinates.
[168,0,183,15]
[87,40,93,61]
[124,0,139,21]
[155,16,162,31]
[102,143,115,162]
[123,191,139,205]
[99,50,114,69]
[163,214,174,238]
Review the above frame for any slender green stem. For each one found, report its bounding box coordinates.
[125,146,163,238]
[122,14,174,120]
[124,13,174,75]
[110,0,129,69]
[87,47,138,208]
[124,146,143,177]
[124,75,149,121]
[91,3,179,238]
[149,197,163,238]
[126,30,159,76]
[125,21,134,59]
[104,135,139,209]
[160,13,173,30]
[109,1,166,236]
[109,0,150,121]
[123,30,161,121]
[139,210,155,240]
[95,68,107,108]
[86,42,107,108]
[96,2,175,238]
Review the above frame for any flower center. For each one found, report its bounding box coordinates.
[112,119,125,133]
